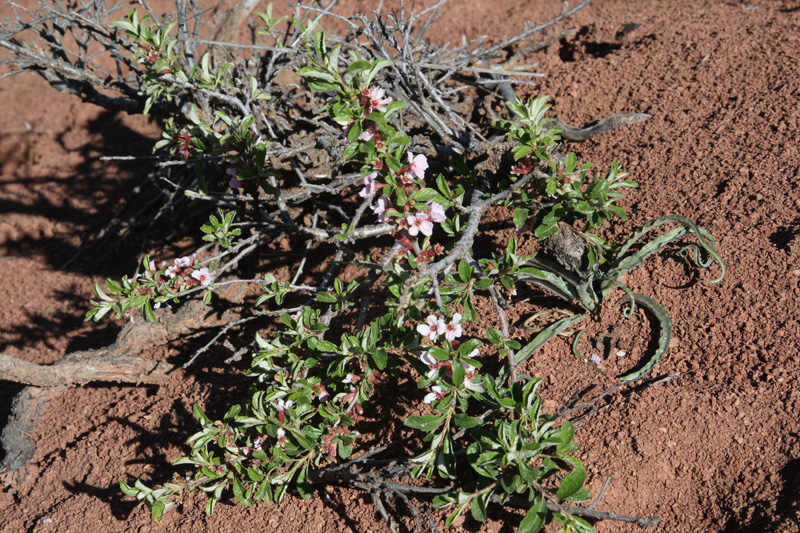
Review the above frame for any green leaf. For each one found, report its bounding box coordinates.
[405,414,445,432]
[486,327,503,346]
[412,187,438,203]
[567,487,592,503]
[519,497,547,533]
[342,142,359,161]
[470,492,487,522]
[232,477,252,506]
[458,259,472,283]
[513,207,529,229]
[452,362,465,386]
[616,293,672,382]
[534,220,559,239]
[371,349,388,370]
[384,100,406,119]
[453,413,480,429]
[120,481,138,496]
[556,467,586,500]
[514,315,586,366]
[151,499,166,523]
[316,291,338,303]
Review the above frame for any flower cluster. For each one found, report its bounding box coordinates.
[335,83,450,262]
[89,253,215,324]
[417,313,463,342]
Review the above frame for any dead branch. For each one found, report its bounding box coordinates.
[0,282,248,482]
[0,353,174,387]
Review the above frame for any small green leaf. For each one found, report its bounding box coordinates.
[371,349,388,370]
[453,413,479,429]
[458,259,472,283]
[519,497,547,533]
[470,493,487,522]
[316,291,338,303]
[556,467,586,500]
[405,414,445,432]
[513,207,529,229]
[120,481,138,496]
[151,499,166,523]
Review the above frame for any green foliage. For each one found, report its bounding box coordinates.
[200,209,241,249]
[101,17,725,532]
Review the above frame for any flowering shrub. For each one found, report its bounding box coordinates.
[4,0,724,530]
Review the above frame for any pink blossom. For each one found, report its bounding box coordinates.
[463,362,481,391]
[276,427,287,446]
[270,398,294,423]
[191,267,213,286]
[406,213,434,237]
[316,386,330,402]
[177,254,196,268]
[407,152,428,180]
[427,201,447,223]
[591,353,603,366]
[424,385,444,404]
[420,351,438,378]
[444,313,463,341]
[359,172,381,198]
[343,373,361,384]
[358,124,380,143]
[417,314,446,342]
[165,264,180,279]
[361,87,392,114]
[371,196,394,222]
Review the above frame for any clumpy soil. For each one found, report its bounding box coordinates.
[1,0,799,531]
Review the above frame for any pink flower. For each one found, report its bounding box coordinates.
[315,385,330,402]
[427,201,446,223]
[343,373,361,384]
[444,313,463,341]
[191,267,213,286]
[406,213,433,237]
[424,385,444,404]
[276,427,287,446]
[417,314,446,342]
[177,254,196,268]
[591,353,603,366]
[357,124,380,143]
[359,172,381,198]
[270,398,294,423]
[165,264,180,279]
[463,362,481,391]
[420,351,438,378]
[407,152,428,180]
[371,196,394,222]
[361,87,392,114]
[229,175,242,189]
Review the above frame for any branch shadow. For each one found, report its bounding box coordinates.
[0,109,162,271]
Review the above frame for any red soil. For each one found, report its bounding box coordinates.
[1,0,799,531]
